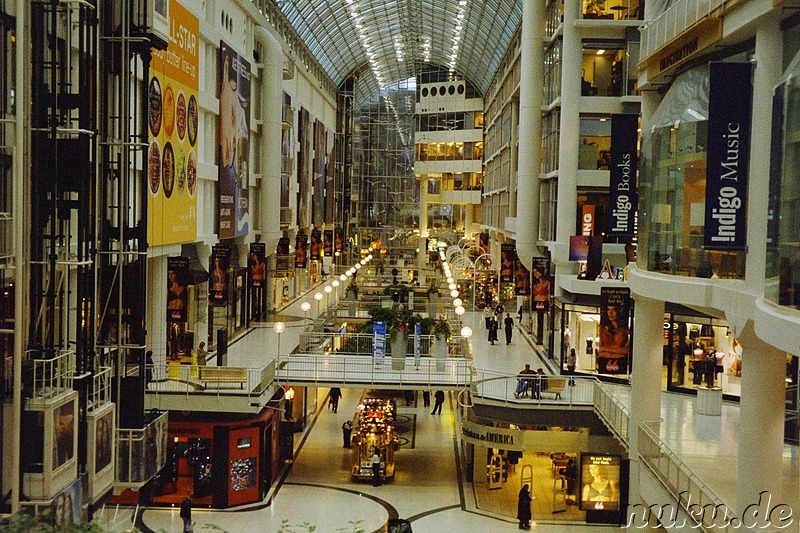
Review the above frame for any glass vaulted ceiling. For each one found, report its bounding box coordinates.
[276,0,522,96]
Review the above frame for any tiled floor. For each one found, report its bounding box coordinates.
[101,277,800,532]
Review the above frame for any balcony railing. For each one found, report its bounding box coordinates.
[593,381,631,445]
[24,349,75,401]
[639,0,725,61]
[472,371,596,406]
[88,366,112,412]
[116,411,169,486]
[638,421,735,532]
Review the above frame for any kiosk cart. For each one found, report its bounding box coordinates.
[351,398,397,481]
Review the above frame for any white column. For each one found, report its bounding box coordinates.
[554,0,582,257]
[736,323,785,517]
[255,27,283,253]
[627,296,664,503]
[514,0,545,268]
[743,14,781,290]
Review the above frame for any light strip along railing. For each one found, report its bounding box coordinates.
[593,380,630,446]
[471,370,596,406]
[638,421,735,532]
[145,360,276,400]
[639,0,725,61]
[275,354,472,388]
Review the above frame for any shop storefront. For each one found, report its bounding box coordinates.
[148,406,281,508]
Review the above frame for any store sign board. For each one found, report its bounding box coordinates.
[460,419,588,452]
[645,18,722,79]
[608,114,638,238]
[704,62,752,251]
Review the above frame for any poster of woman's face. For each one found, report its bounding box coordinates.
[53,479,81,527]
[95,411,113,474]
[53,401,75,470]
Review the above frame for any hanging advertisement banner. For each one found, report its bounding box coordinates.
[324,230,333,257]
[249,243,266,288]
[500,244,516,283]
[167,256,190,322]
[514,257,530,296]
[372,321,386,367]
[209,245,230,305]
[608,113,639,238]
[414,322,422,368]
[218,40,251,239]
[334,228,344,255]
[531,257,551,311]
[276,237,290,273]
[310,229,322,261]
[295,234,308,269]
[704,62,752,251]
[581,205,596,236]
[148,0,199,246]
[598,287,631,374]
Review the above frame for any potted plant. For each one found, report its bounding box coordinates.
[383,283,410,304]
[367,305,420,370]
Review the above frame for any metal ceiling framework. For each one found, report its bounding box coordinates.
[276,0,522,96]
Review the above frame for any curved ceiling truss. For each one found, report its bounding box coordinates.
[276,0,522,96]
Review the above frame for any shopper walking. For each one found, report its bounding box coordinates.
[422,390,430,407]
[180,494,193,532]
[517,484,532,529]
[488,316,499,345]
[504,313,514,345]
[566,348,577,385]
[431,390,445,414]
[371,451,381,486]
[342,420,353,448]
[329,387,342,413]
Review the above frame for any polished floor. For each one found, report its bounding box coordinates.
[101,278,799,532]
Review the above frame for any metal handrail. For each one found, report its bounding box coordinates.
[638,420,735,532]
[639,0,725,61]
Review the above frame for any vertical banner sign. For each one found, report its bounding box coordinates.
[310,230,322,261]
[167,256,189,322]
[500,244,516,283]
[373,321,387,367]
[704,62,752,251]
[581,205,596,236]
[295,234,308,269]
[334,228,344,255]
[598,287,631,374]
[276,237,290,272]
[414,322,422,367]
[531,257,551,311]
[608,113,639,238]
[514,257,530,296]
[218,41,251,239]
[148,0,199,246]
[249,243,266,288]
[324,230,333,257]
[209,245,230,305]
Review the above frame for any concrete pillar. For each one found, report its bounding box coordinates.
[514,0,545,269]
[736,322,785,517]
[255,27,283,253]
[627,296,664,503]
[554,0,582,260]
[744,14,781,289]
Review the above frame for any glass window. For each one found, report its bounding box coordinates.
[578,116,611,170]
[544,42,562,105]
[582,43,626,97]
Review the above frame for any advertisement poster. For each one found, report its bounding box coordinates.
[167,256,190,322]
[414,322,422,367]
[334,228,344,255]
[531,257,551,311]
[514,257,530,296]
[704,62,752,251]
[310,229,322,261]
[53,477,82,528]
[276,237,290,272]
[210,245,230,305]
[324,230,333,257]
[218,40,251,239]
[94,410,113,474]
[598,287,631,374]
[608,113,639,238]
[579,454,621,511]
[53,399,76,471]
[500,244,516,283]
[249,243,266,288]
[372,321,386,367]
[295,234,308,269]
[148,0,199,246]
[569,235,603,279]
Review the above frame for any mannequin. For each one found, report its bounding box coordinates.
[563,326,571,353]
[585,337,594,355]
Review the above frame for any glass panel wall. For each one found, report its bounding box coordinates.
[578,116,611,170]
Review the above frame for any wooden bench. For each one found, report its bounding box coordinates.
[198,366,248,389]
[542,377,566,400]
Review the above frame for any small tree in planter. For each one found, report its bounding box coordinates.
[368,305,420,369]
[345,280,359,299]
[383,283,410,304]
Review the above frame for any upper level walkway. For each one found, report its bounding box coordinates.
[144,277,800,526]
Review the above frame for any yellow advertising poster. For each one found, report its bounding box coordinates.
[148,0,199,246]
